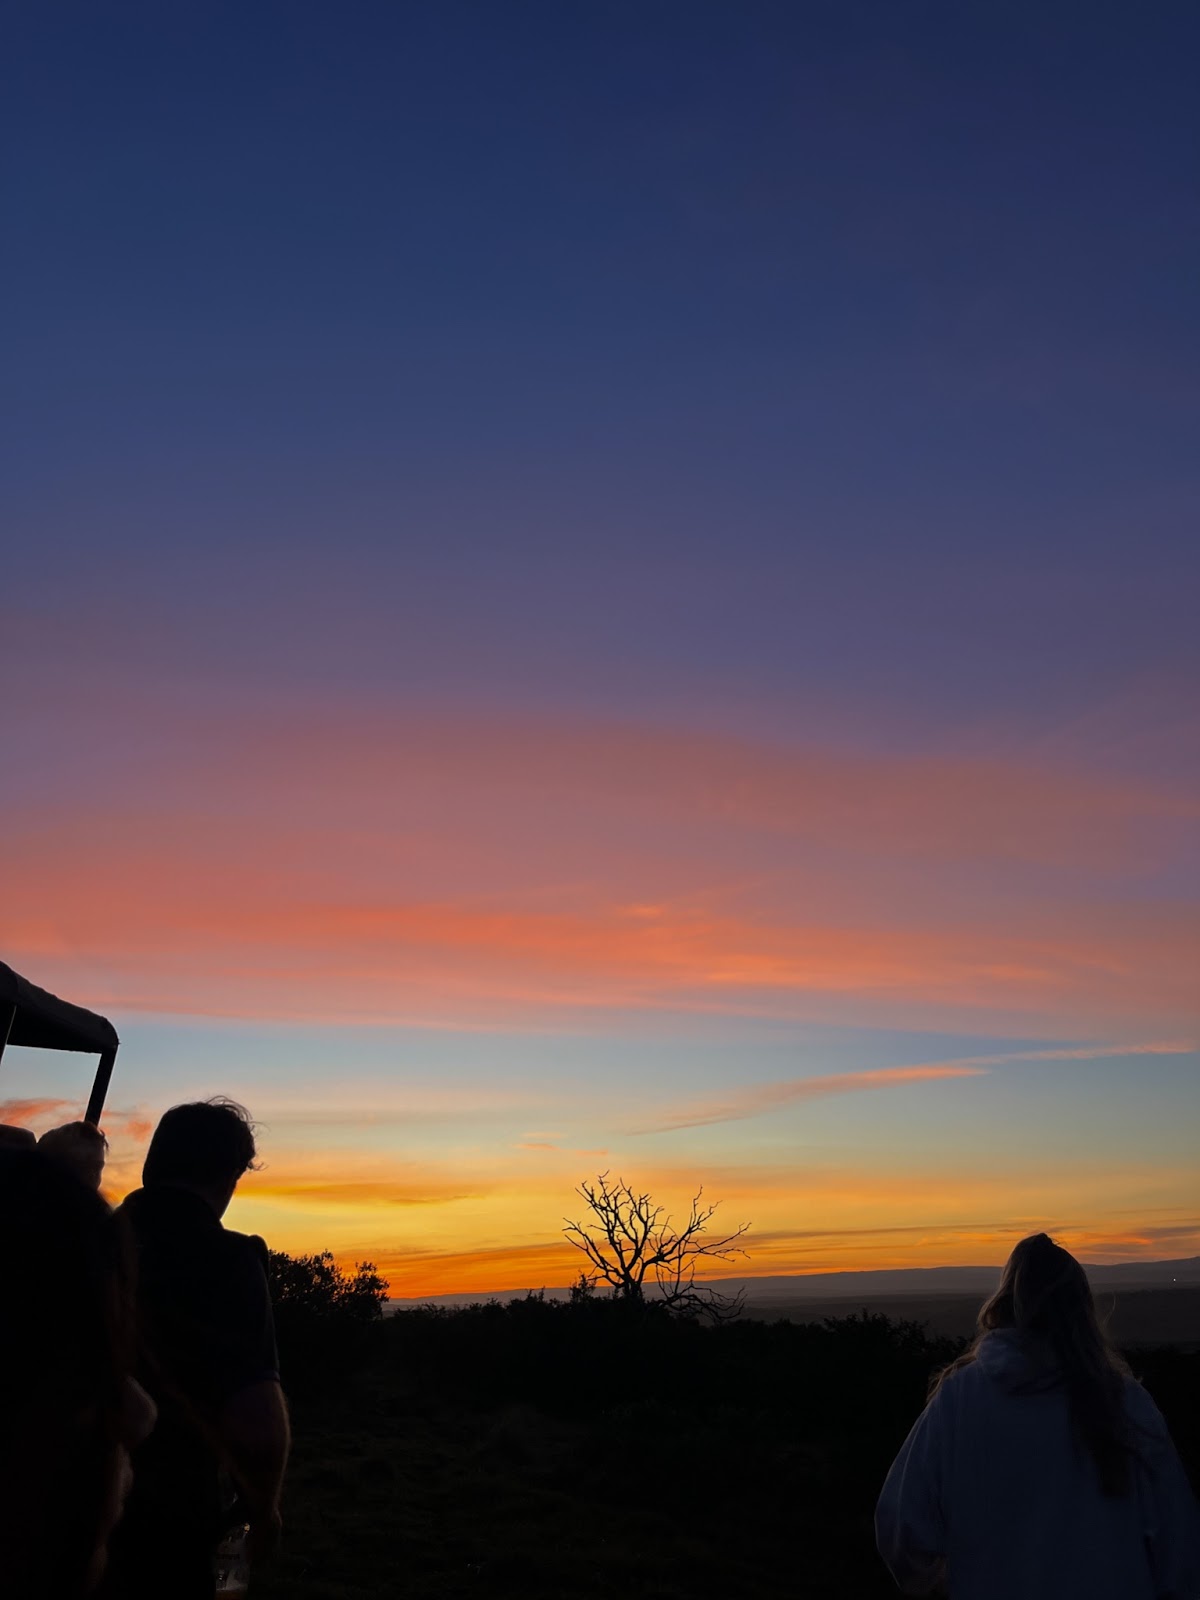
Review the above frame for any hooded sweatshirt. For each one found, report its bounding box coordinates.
[875,1329,1200,1600]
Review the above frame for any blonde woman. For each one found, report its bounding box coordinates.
[876,1233,1199,1599]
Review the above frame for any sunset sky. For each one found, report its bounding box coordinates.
[2,4,1197,1295]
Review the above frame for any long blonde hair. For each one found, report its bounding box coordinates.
[935,1232,1134,1495]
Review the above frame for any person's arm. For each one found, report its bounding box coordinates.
[205,1232,289,1560]
[875,1384,950,1596]
[217,1378,290,1558]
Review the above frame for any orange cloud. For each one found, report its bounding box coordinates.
[0,1097,74,1128]
[371,1238,586,1298]
[2,855,1197,1036]
[244,1176,484,1208]
[0,1097,152,1142]
[217,1151,504,1219]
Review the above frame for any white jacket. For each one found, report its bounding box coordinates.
[876,1329,1200,1599]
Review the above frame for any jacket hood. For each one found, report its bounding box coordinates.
[975,1328,1063,1393]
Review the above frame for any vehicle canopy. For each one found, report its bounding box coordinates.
[0,961,119,1125]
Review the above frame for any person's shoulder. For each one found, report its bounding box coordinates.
[114,1186,147,1222]
[920,1361,978,1421]
[114,1186,181,1252]
[219,1227,271,1276]
[933,1357,984,1394]
[1121,1375,1170,1439]
[928,1353,1016,1419]
[221,1225,268,1256]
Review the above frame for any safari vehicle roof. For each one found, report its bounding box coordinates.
[0,962,119,1125]
[0,961,118,1054]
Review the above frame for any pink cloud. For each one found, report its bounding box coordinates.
[1,705,1195,1036]
[0,1097,74,1128]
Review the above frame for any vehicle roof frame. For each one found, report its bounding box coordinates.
[0,961,120,1125]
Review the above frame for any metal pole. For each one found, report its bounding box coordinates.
[0,1003,15,1068]
[85,1048,117,1126]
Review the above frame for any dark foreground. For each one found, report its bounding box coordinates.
[256,1298,1199,1600]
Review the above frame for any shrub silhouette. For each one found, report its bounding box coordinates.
[269,1249,388,1319]
[268,1249,388,1392]
[390,1292,963,1437]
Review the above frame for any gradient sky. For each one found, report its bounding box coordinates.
[2,3,1197,1294]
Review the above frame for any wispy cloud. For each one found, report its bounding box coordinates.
[632,1041,1196,1134]
[630,1065,986,1134]
[234,1153,488,1212]
[0,1097,75,1128]
[371,1237,584,1297]
[515,1141,609,1156]
[244,1177,481,1208]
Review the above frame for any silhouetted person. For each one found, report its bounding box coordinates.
[102,1098,289,1600]
[876,1232,1200,1599]
[0,1147,156,1597]
[40,1119,109,1190]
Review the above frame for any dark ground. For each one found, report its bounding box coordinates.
[254,1296,1199,1600]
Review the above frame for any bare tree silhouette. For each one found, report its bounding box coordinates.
[564,1172,750,1320]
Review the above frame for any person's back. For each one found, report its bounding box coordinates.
[102,1098,289,1600]
[876,1234,1199,1600]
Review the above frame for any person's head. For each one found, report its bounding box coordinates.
[948,1232,1133,1494]
[142,1097,258,1216]
[0,1147,156,1595]
[978,1231,1101,1338]
[39,1121,109,1190]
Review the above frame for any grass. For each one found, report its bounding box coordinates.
[259,1371,895,1598]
